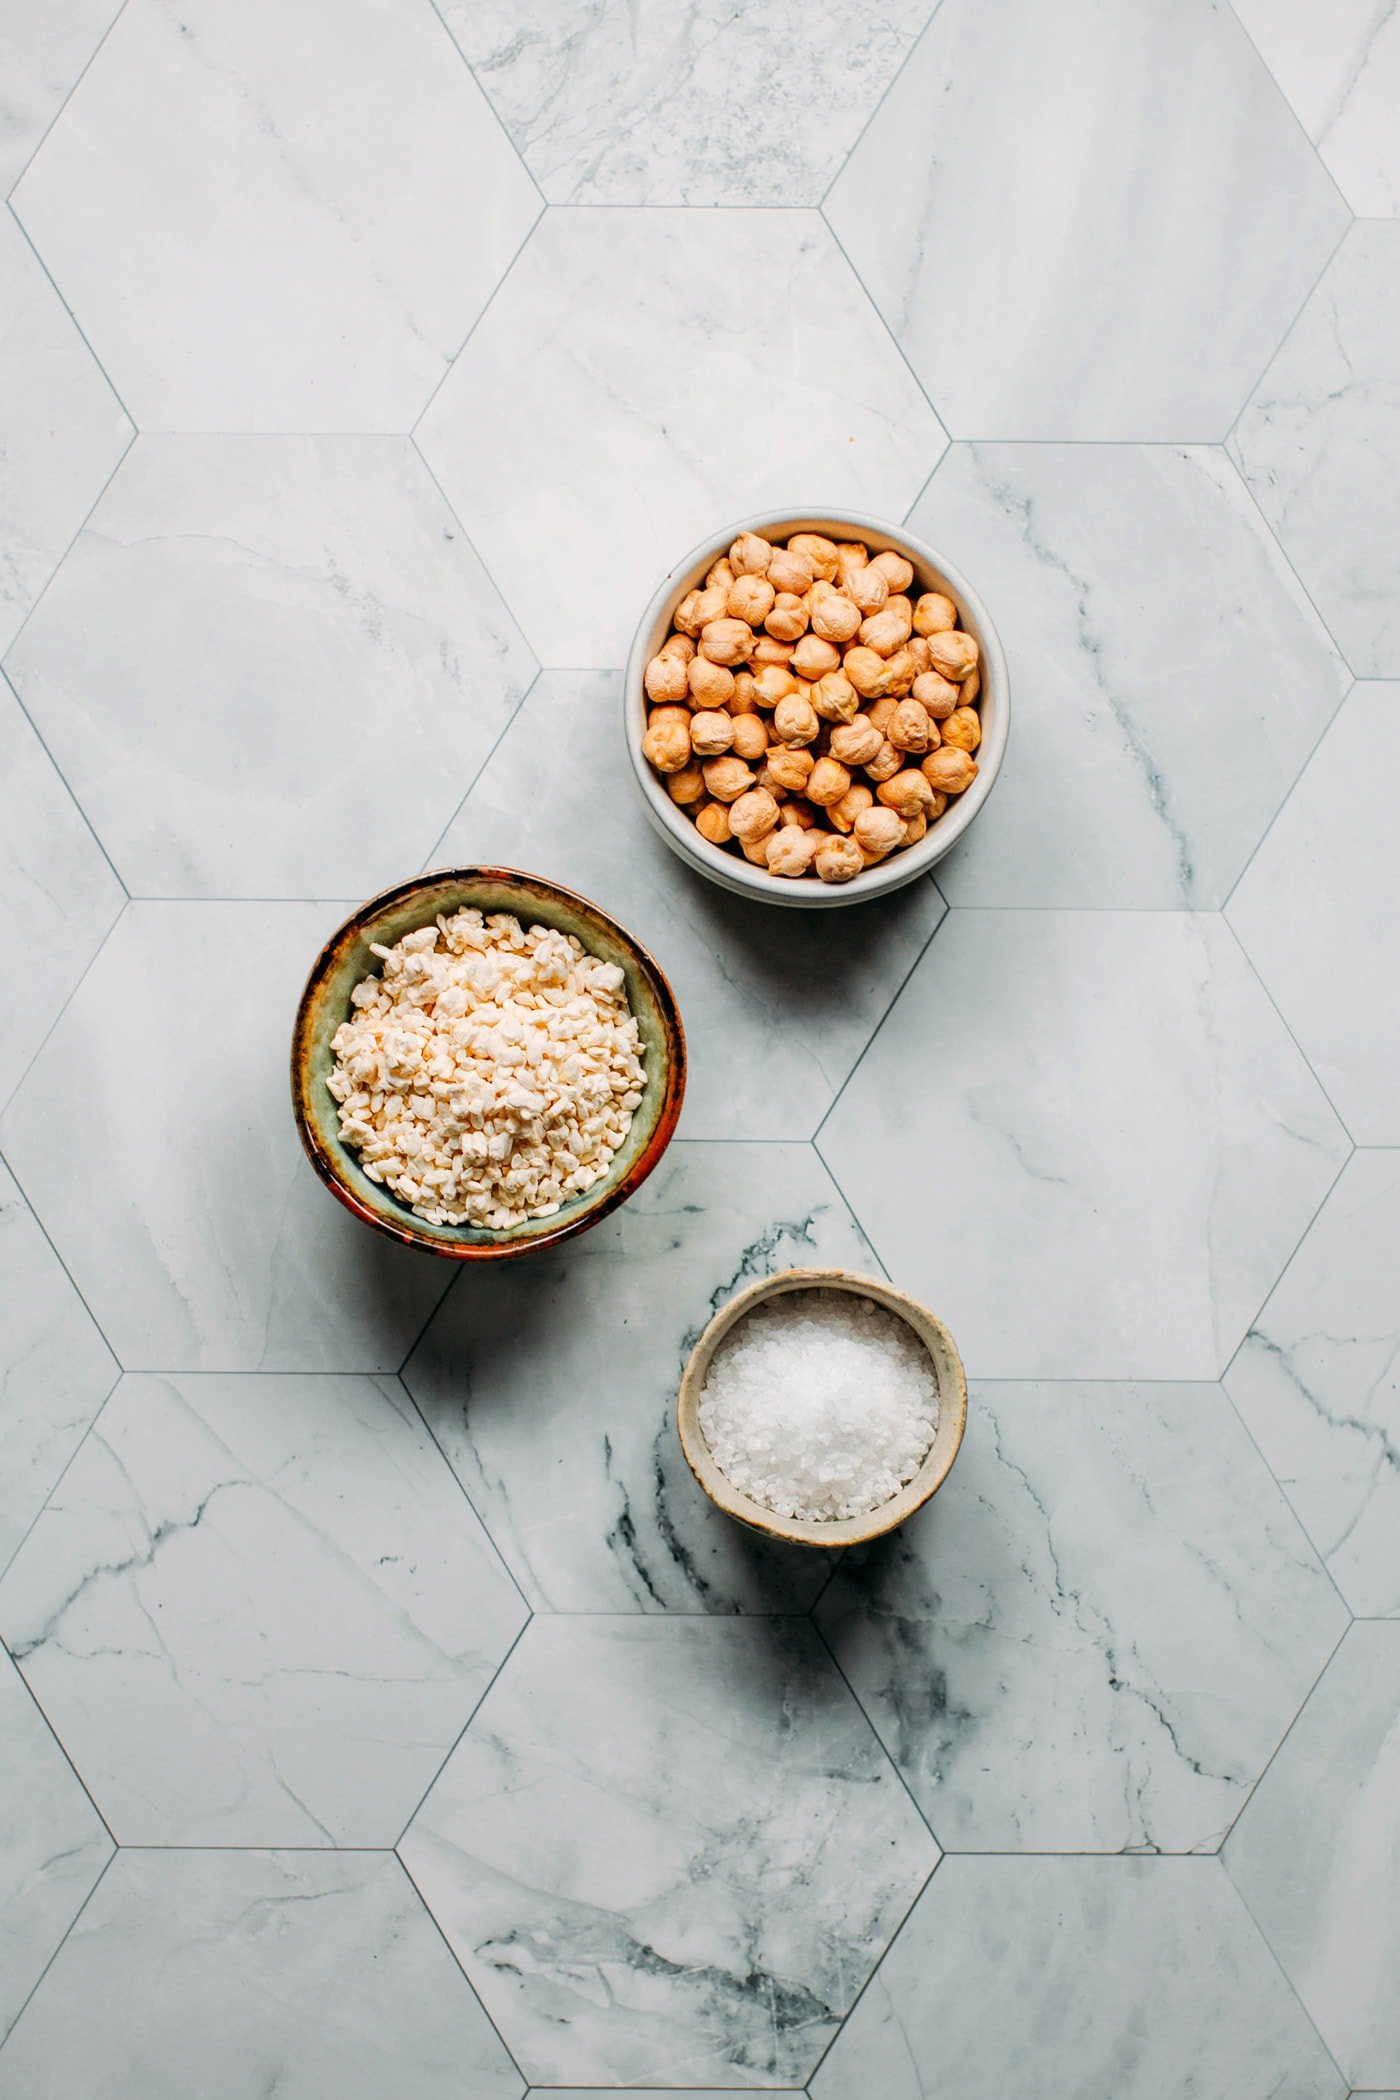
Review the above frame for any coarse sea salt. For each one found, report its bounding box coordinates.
[698,1289,939,1523]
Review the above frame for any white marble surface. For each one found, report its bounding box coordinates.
[1226,1622,1400,2090]
[819,910,1348,1379]
[10,0,541,432]
[5,436,535,899]
[810,1857,1346,2100]
[417,209,947,665]
[0,1650,110,2043]
[400,1615,937,2088]
[909,443,1347,907]
[442,0,932,205]
[1234,0,1400,215]
[0,1849,524,2099]
[0,1371,526,1844]
[819,1381,1346,1854]
[0,1161,116,1576]
[432,671,946,1137]
[0,0,122,196]
[1226,1151,1400,1617]
[1232,223,1400,678]
[825,0,1349,441]
[1229,685,1400,1144]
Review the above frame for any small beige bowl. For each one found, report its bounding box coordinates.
[677,1267,968,1548]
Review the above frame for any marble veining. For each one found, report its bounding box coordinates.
[399,1615,938,2088]
[1234,0,1400,215]
[0,1371,526,1844]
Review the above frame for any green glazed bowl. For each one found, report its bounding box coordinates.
[291,867,686,1259]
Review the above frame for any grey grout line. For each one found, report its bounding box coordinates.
[817,0,945,212]
[810,1612,942,1856]
[0,667,130,911]
[811,878,949,1151]
[0,1846,115,2052]
[389,1848,531,2089]
[1223,0,1354,216]
[1220,1601,1355,1855]
[1221,211,1354,455]
[0,901,126,1127]
[414,662,544,876]
[1214,1370,1357,1629]
[393,1371,535,1622]
[409,432,543,703]
[820,203,951,455]
[420,0,548,217]
[3,1640,118,1849]
[1219,444,1357,671]
[1215,1829,1353,2090]
[389,1615,533,1851]
[6,201,137,429]
[803,1848,942,2085]
[410,205,545,433]
[0,1126,127,1371]
[3,0,133,206]
[0,1361,121,1588]
[1218,910,1359,1146]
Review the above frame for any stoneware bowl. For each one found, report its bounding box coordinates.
[625,508,1009,909]
[677,1266,968,1547]
[291,867,685,1260]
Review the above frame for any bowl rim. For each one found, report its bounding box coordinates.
[624,506,1010,909]
[290,865,686,1261]
[676,1266,968,1547]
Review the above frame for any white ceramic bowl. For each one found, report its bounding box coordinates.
[624,508,1010,909]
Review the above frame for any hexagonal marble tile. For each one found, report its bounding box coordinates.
[416,210,947,667]
[440,0,933,205]
[5,436,535,899]
[1226,1152,1400,1618]
[430,671,946,1138]
[824,0,1348,440]
[809,1857,1344,2100]
[0,678,122,1111]
[0,1849,523,2099]
[0,902,452,1372]
[818,911,1349,1379]
[0,1161,116,1577]
[1232,225,1400,679]
[0,212,130,655]
[0,1652,110,2043]
[906,444,1346,907]
[817,1380,1346,1853]
[0,1371,526,1845]
[1233,0,1400,216]
[400,1615,937,2090]
[0,0,122,195]
[1225,1622,1400,2091]
[405,1141,880,1613]
[1228,686,1400,1144]
[9,0,540,432]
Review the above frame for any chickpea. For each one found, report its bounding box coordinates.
[913,591,957,636]
[729,788,780,845]
[645,652,689,704]
[730,532,772,577]
[787,533,839,581]
[666,761,706,806]
[688,655,735,708]
[848,566,888,614]
[807,756,852,808]
[702,754,755,802]
[811,670,859,724]
[878,769,937,819]
[740,832,774,865]
[829,715,882,767]
[834,542,869,587]
[901,811,928,845]
[700,617,756,667]
[926,790,949,821]
[763,744,814,793]
[730,712,769,761]
[854,805,905,860]
[675,583,728,635]
[773,693,820,747]
[888,698,933,753]
[912,671,959,719]
[793,633,841,682]
[870,550,914,593]
[808,585,862,644]
[642,706,692,773]
[828,781,874,834]
[766,826,820,877]
[859,607,911,657]
[867,694,898,732]
[882,647,918,697]
[926,629,980,682]
[781,798,817,830]
[690,708,735,756]
[814,833,865,884]
[752,663,798,708]
[707,557,736,593]
[960,666,981,706]
[659,631,695,663]
[922,745,979,794]
[753,634,796,667]
[764,592,809,642]
[864,738,904,784]
[727,574,775,626]
[843,646,887,698]
[767,547,816,595]
[908,635,933,677]
[695,800,732,845]
[941,706,982,753]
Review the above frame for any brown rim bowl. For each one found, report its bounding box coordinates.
[291,867,686,1259]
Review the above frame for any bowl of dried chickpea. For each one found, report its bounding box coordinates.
[625,511,1008,905]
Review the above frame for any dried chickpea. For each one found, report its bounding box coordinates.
[702,754,754,802]
[870,550,914,593]
[828,781,874,834]
[805,670,852,723]
[727,574,775,626]
[763,744,814,793]
[843,646,887,698]
[859,606,911,657]
[767,826,820,877]
[787,533,839,581]
[913,592,957,636]
[730,712,769,761]
[867,694,899,733]
[753,635,795,668]
[808,585,862,644]
[834,541,869,585]
[730,669,759,713]
[659,631,695,663]
[752,663,798,708]
[814,833,864,884]
[848,565,889,614]
[666,761,706,806]
[688,656,735,708]
[793,633,841,682]
[926,629,979,682]
[690,709,735,756]
[740,833,774,865]
[960,666,981,706]
[642,706,692,773]
[908,635,933,677]
[922,745,978,794]
[731,532,772,576]
[764,593,809,642]
[807,756,852,808]
[901,811,928,845]
[864,738,903,784]
[925,791,948,822]
[913,670,959,719]
[675,583,728,635]
[878,769,936,820]
[700,617,756,667]
[888,698,933,754]
[729,788,780,845]
[781,798,817,830]
[854,805,905,860]
[645,652,689,704]
[706,557,736,593]
[941,706,982,753]
[773,693,819,747]
[882,646,918,697]
[829,715,882,767]
[695,801,732,845]
[768,547,815,595]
